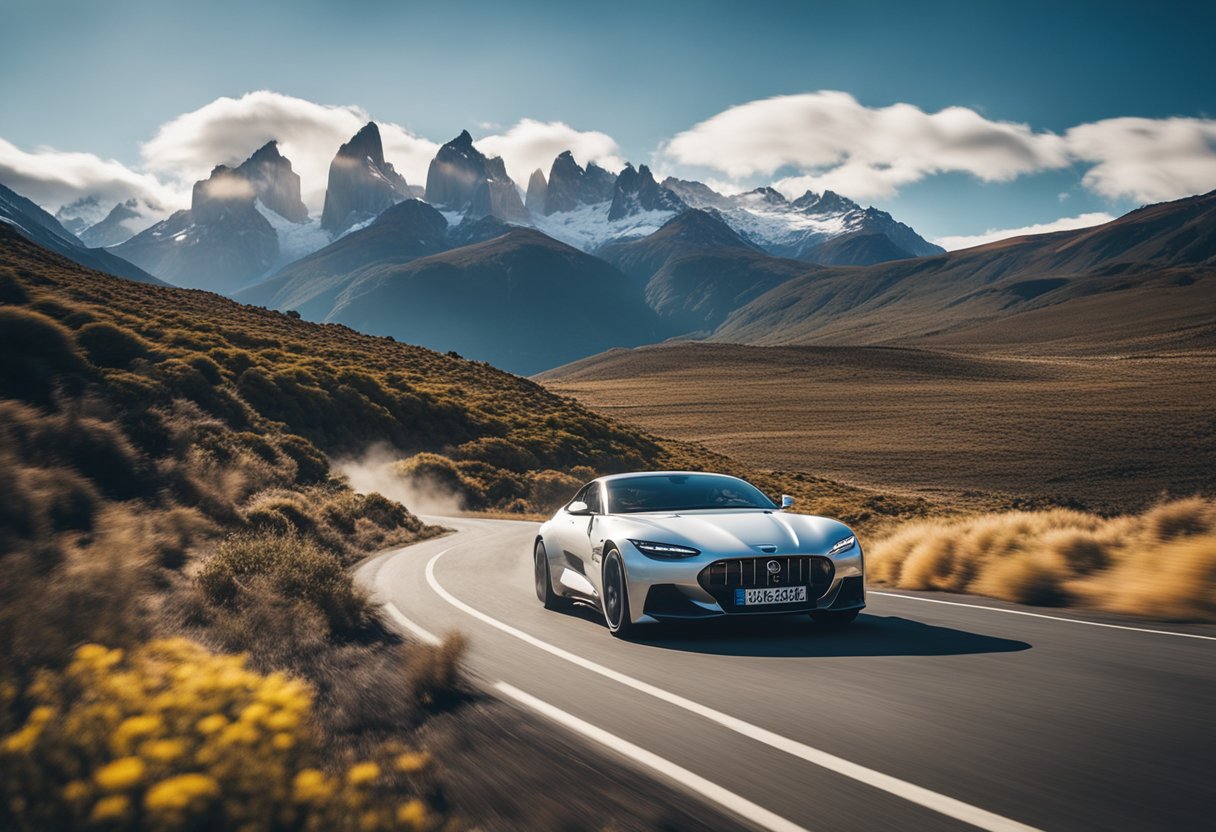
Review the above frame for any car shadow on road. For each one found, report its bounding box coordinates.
[618,613,1029,657]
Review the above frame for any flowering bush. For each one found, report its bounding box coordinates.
[1,639,442,831]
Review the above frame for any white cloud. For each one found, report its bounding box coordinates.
[1064,117,1216,203]
[474,118,625,184]
[935,212,1116,251]
[0,137,181,215]
[661,91,1070,199]
[140,91,438,211]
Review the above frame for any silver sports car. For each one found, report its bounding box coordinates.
[533,471,865,637]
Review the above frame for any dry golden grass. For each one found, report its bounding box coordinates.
[540,342,1216,514]
[868,497,1216,620]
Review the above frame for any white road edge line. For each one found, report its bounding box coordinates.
[495,682,812,832]
[869,591,1216,641]
[423,548,1042,832]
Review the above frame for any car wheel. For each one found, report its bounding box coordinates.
[602,548,636,639]
[534,540,567,610]
[810,609,860,627]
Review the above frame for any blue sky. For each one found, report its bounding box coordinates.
[2,0,1213,243]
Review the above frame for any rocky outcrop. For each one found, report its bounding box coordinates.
[234,140,309,222]
[543,151,615,214]
[424,130,527,222]
[320,122,410,234]
[607,164,685,221]
[525,168,548,214]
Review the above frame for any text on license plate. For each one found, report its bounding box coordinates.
[735,586,808,606]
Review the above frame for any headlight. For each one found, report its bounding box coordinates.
[629,539,701,558]
[826,535,856,555]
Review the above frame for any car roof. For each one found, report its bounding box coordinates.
[595,471,748,484]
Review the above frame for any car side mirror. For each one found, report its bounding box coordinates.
[567,500,591,516]
[780,495,795,510]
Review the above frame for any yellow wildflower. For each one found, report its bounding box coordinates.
[90,794,131,822]
[144,773,220,813]
[141,738,187,762]
[2,724,41,753]
[95,756,145,791]
[292,768,334,803]
[347,761,380,786]
[397,799,430,829]
[195,713,228,734]
[272,732,294,750]
[395,751,430,774]
[265,709,299,731]
[28,706,55,724]
[62,781,91,802]
[114,714,164,751]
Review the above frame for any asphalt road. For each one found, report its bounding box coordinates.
[356,516,1216,832]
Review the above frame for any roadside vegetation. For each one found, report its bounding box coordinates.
[868,497,1216,620]
[0,229,843,829]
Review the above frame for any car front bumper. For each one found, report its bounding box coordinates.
[623,545,866,625]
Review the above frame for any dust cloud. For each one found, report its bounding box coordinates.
[334,445,464,517]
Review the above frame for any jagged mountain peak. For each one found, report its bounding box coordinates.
[426,131,527,222]
[607,163,685,221]
[234,140,310,223]
[321,122,409,234]
[543,151,616,215]
[525,168,548,214]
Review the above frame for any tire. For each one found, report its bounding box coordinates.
[810,609,860,627]
[534,540,567,610]
[601,548,636,639]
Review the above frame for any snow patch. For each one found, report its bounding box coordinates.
[530,201,675,251]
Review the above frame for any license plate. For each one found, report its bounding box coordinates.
[735,586,807,606]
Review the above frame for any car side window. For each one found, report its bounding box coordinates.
[584,484,602,514]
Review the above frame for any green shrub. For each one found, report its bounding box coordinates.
[0,270,29,305]
[198,533,372,637]
[279,434,330,484]
[76,321,149,368]
[0,308,86,403]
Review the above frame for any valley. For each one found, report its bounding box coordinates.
[540,342,1216,514]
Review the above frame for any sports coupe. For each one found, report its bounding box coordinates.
[533,471,865,637]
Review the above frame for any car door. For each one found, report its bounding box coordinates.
[553,483,601,598]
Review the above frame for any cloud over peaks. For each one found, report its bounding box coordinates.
[140,91,438,210]
[473,119,625,183]
[0,138,179,215]
[662,91,1070,199]
[1065,117,1216,203]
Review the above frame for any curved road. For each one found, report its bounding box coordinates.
[356,516,1215,832]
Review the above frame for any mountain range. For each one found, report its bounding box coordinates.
[3,119,1211,375]
[0,181,161,284]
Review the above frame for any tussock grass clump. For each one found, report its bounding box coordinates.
[868,497,1216,620]
[199,533,374,638]
[0,639,445,831]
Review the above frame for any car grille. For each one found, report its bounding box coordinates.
[698,556,834,612]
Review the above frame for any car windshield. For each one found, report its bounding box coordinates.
[605,474,777,514]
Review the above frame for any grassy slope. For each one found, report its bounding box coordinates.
[0,226,912,827]
[539,341,1216,514]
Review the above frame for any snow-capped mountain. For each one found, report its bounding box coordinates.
[663,178,943,264]
[55,196,109,235]
[0,181,160,283]
[77,198,162,248]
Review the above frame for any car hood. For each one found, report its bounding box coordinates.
[609,510,853,557]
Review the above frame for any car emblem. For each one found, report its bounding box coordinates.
[766,560,781,574]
